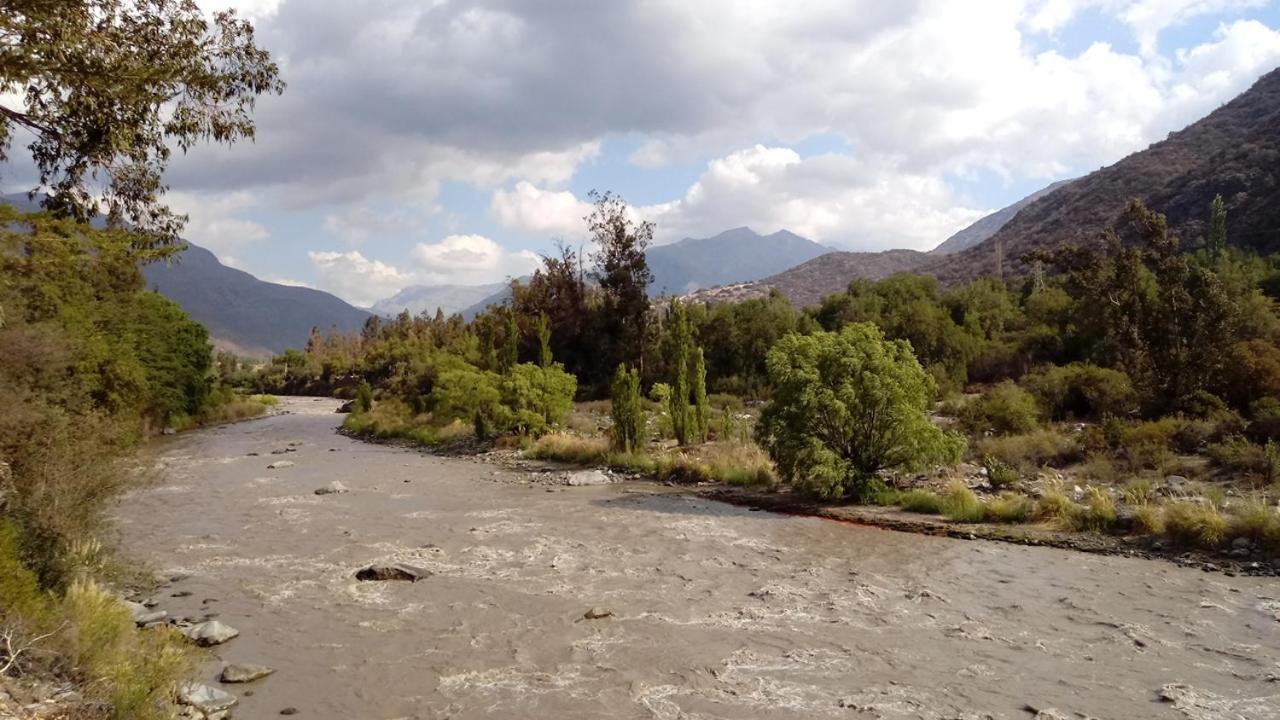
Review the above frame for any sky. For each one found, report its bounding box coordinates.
[10,0,1280,306]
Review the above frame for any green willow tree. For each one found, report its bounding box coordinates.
[588,190,653,374]
[536,312,553,367]
[756,323,964,500]
[0,0,285,249]
[692,346,709,443]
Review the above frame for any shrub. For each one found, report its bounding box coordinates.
[976,429,1082,472]
[1035,485,1076,521]
[1206,436,1270,477]
[940,482,987,522]
[1230,497,1280,550]
[499,363,578,435]
[1072,487,1118,532]
[355,380,373,413]
[527,433,609,465]
[1025,363,1138,421]
[1163,501,1229,548]
[983,455,1019,488]
[898,489,946,514]
[986,493,1035,523]
[756,323,965,500]
[960,381,1041,435]
[1133,504,1165,534]
[1116,419,1177,473]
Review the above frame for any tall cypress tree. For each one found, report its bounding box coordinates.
[1207,194,1227,260]
[692,346,709,443]
[669,301,692,445]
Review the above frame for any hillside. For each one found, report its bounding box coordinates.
[930,66,1280,284]
[688,249,932,308]
[372,282,507,318]
[143,243,373,356]
[930,180,1074,255]
[647,227,829,295]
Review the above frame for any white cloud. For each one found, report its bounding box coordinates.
[491,181,592,236]
[307,250,415,307]
[642,145,988,250]
[411,234,540,285]
[165,191,269,263]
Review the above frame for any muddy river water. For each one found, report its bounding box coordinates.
[116,398,1280,719]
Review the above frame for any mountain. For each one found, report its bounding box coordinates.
[687,249,933,308]
[929,66,1280,285]
[647,227,830,295]
[930,180,1074,255]
[143,244,372,357]
[372,282,507,318]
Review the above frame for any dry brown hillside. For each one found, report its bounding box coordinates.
[928,65,1280,285]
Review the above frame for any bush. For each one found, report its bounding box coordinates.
[986,493,1035,523]
[527,433,609,465]
[1207,436,1271,477]
[355,380,373,413]
[1116,419,1177,473]
[983,455,1019,488]
[1035,485,1076,521]
[976,429,1083,472]
[1025,364,1138,421]
[1133,504,1165,534]
[1073,487,1118,532]
[940,481,986,522]
[1230,497,1280,551]
[898,489,946,514]
[756,323,965,500]
[1164,501,1229,548]
[960,381,1041,435]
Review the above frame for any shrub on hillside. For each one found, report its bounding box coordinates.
[960,381,1041,435]
[976,429,1083,472]
[1024,363,1138,421]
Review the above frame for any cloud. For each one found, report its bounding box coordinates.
[307,250,415,307]
[411,234,540,285]
[644,145,988,250]
[164,191,269,262]
[491,181,592,236]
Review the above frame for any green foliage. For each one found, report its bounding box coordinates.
[610,364,644,453]
[668,301,693,445]
[983,455,1020,488]
[1024,363,1138,421]
[986,493,1035,523]
[536,312,553,367]
[355,379,373,413]
[692,347,710,443]
[898,489,946,514]
[976,429,1083,472]
[940,481,987,522]
[500,308,519,374]
[1,1,283,247]
[961,381,1041,435]
[1207,193,1227,259]
[1163,501,1229,548]
[756,323,965,500]
[499,363,578,435]
[589,191,654,373]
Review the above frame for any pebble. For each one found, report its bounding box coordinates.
[279,708,299,715]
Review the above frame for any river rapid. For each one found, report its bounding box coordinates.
[116,397,1280,719]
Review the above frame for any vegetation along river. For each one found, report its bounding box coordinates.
[116,398,1280,719]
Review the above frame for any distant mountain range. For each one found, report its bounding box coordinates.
[647,227,829,295]
[372,281,508,318]
[929,65,1280,285]
[142,244,372,356]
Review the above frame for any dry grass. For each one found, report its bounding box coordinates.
[977,429,1083,472]
[1163,500,1229,548]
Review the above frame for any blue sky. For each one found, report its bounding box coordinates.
[7,0,1280,306]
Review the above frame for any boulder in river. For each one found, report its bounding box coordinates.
[336,400,356,413]
[314,481,349,495]
[178,683,237,713]
[354,563,432,582]
[220,663,275,683]
[267,460,295,469]
[583,607,614,619]
[182,620,240,647]
[564,469,612,486]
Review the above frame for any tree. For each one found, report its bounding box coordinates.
[755,323,964,500]
[536,313,552,367]
[499,308,518,373]
[610,364,644,453]
[588,191,653,372]
[667,301,692,445]
[355,380,373,413]
[691,346,709,442]
[1,0,284,249]
[1207,193,1227,260]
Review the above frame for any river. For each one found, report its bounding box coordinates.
[116,398,1280,719]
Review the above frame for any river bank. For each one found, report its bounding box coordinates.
[115,397,1280,719]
